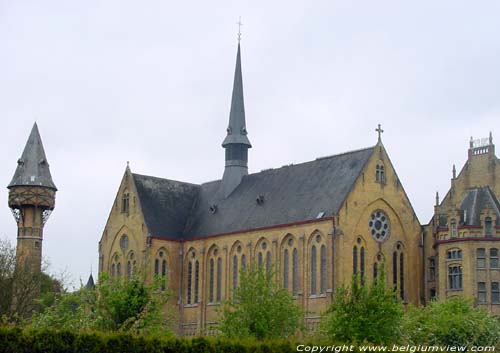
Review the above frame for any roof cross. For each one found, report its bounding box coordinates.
[376,124,384,142]
[237,17,242,43]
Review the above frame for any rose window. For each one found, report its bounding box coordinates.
[369,211,390,242]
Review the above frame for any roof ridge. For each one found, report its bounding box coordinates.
[132,173,200,187]
[315,145,376,161]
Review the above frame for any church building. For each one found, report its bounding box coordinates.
[98,42,423,335]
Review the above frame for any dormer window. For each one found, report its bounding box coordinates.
[375,163,385,184]
[450,219,458,238]
[485,217,493,237]
[121,193,130,213]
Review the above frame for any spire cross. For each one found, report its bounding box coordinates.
[376,124,384,142]
[237,17,242,43]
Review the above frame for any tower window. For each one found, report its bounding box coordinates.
[429,257,436,281]
[492,282,500,304]
[485,217,493,237]
[478,282,486,303]
[450,219,458,238]
[448,265,462,290]
[34,241,40,249]
[477,248,486,269]
[490,248,499,269]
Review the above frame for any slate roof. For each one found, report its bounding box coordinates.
[8,123,57,190]
[85,274,95,290]
[459,187,500,226]
[133,146,375,240]
[132,174,200,239]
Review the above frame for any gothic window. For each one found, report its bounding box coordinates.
[117,263,122,277]
[320,245,327,294]
[217,257,222,302]
[209,258,215,302]
[392,251,398,286]
[233,255,238,291]
[258,252,263,268]
[376,163,385,183]
[369,210,390,242]
[266,251,272,274]
[373,263,378,281]
[448,265,462,290]
[283,249,289,289]
[121,193,130,213]
[447,249,462,260]
[161,259,167,291]
[429,257,436,281]
[477,248,486,268]
[154,259,159,275]
[485,217,493,237]
[111,263,116,277]
[450,219,457,238]
[353,246,358,275]
[187,262,192,304]
[292,248,299,295]
[194,260,199,303]
[360,247,365,284]
[492,282,500,304]
[478,282,487,303]
[126,261,131,279]
[241,254,246,271]
[311,245,317,295]
[399,253,404,300]
[491,248,499,268]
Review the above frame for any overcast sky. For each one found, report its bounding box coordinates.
[1,0,499,289]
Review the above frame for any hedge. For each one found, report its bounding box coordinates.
[0,328,297,353]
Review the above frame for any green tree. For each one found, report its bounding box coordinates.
[402,296,500,346]
[320,269,403,344]
[31,273,172,336]
[218,264,303,340]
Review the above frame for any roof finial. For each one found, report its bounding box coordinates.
[435,191,439,206]
[490,131,493,145]
[375,124,384,143]
[452,164,456,179]
[237,17,242,43]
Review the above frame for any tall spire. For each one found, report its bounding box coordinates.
[8,123,57,190]
[222,43,251,148]
[219,40,252,199]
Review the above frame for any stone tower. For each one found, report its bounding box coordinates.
[8,123,57,276]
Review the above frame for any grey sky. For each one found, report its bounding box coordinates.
[1,0,499,288]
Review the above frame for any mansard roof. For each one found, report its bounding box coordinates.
[134,146,375,240]
[8,123,57,190]
[459,187,500,226]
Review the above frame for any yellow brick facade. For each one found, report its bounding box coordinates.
[99,142,423,335]
[423,137,500,314]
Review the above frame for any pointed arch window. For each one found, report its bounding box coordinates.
[241,254,246,271]
[187,261,193,304]
[126,261,131,279]
[209,258,215,302]
[353,246,358,275]
[117,263,122,277]
[360,247,365,284]
[311,245,317,295]
[194,260,199,303]
[392,251,398,286]
[292,248,299,295]
[121,193,130,213]
[154,259,159,275]
[376,163,385,183]
[320,245,327,294]
[258,252,263,268]
[233,255,238,291]
[399,253,404,299]
[266,251,272,274]
[373,263,378,282]
[111,263,116,277]
[217,257,222,302]
[283,249,289,289]
[161,259,167,290]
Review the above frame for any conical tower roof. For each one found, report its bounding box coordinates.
[8,123,57,190]
[85,273,95,290]
[222,43,252,147]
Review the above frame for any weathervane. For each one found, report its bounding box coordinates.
[237,17,242,43]
[376,124,384,142]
